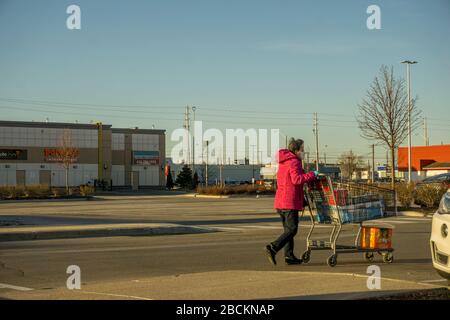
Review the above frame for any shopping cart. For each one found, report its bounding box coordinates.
[302,175,396,267]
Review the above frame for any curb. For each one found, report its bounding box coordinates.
[0,197,94,204]
[190,194,275,199]
[191,194,231,199]
[0,224,216,242]
[397,210,435,218]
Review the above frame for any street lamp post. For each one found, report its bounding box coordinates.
[250,144,256,183]
[401,60,417,183]
[191,106,197,175]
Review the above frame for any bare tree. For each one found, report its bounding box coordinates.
[58,129,80,194]
[357,65,421,189]
[338,150,364,180]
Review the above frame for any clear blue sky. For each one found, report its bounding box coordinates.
[0,0,449,163]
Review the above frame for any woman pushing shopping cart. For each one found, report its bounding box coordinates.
[265,137,396,267]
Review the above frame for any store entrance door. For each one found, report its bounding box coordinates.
[16,170,25,186]
[131,171,139,191]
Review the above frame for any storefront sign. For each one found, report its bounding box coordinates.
[44,148,79,162]
[0,149,27,160]
[133,151,159,165]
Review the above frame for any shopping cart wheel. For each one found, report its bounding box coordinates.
[327,254,338,267]
[364,252,374,262]
[301,250,311,264]
[382,253,394,263]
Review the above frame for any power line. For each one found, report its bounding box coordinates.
[0,97,355,117]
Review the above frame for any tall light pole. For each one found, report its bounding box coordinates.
[313,112,319,171]
[191,106,197,174]
[401,60,417,183]
[250,144,256,182]
[280,131,288,148]
[205,140,209,186]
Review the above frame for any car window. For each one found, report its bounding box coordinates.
[424,174,448,182]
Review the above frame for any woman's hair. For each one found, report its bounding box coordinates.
[288,138,304,153]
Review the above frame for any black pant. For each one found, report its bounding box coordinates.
[271,209,299,258]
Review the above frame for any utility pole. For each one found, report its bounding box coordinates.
[401,60,417,183]
[386,150,389,179]
[96,122,103,183]
[184,106,191,166]
[219,159,223,186]
[423,117,429,146]
[306,152,310,172]
[371,144,375,182]
[313,112,319,171]
[192,106,197,173]
[250,144,256,182]
[205,141,209,186]
[347,155,351,180]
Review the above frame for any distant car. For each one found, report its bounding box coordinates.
[430,189,450,285]
[418,173,450,187]
[414,173,450,206]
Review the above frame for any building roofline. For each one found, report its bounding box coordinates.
[112,128,165,135]
[398,144,450,149]
[0,120,112,129]
[423,162,450,170]
[0,120,166,134]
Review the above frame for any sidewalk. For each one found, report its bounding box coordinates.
[397,210,435,218]
[0,223,215,242]
[0,270,444,300]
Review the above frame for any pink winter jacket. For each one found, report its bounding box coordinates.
[274,149,316,211]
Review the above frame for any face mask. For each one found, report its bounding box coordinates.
[298,151,305,160]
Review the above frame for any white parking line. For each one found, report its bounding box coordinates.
[0,283,34,291]
[210,226,247,231]
[239,225,281,230]
[420,279,448,283]
[396,217,432,221]
[209,224,330,232]
[377,220,419,224]
[81,290,153,300]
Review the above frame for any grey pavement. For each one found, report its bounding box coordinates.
[0,223,215,242]
[0,196,447,299]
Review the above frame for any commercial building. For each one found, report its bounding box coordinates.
[0,120,165,188]
[398,144,450,181]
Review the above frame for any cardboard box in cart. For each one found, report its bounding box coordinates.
[360,226,393,249]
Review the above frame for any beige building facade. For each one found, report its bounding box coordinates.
[0,121,165,188]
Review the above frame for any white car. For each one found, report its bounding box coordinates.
[430,189,450,284]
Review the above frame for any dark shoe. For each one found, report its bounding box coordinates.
[265,245,277,265]
[285,256,303,265]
